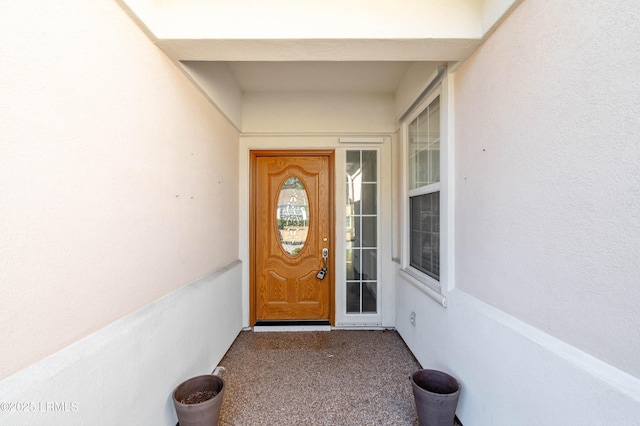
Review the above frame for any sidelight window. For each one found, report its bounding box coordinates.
[345,150,378,314]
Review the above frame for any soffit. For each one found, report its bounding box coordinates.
[118,0,517,98]
[224,61,413,94]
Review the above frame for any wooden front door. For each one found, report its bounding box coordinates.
[251,151,334,324]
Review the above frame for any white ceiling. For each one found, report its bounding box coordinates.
[224,61,416,93]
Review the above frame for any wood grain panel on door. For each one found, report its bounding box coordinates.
[254,154,332,321]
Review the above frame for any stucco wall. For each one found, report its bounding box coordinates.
[454,0,640,378]
[395,0,640,424]
[0,0,239,379]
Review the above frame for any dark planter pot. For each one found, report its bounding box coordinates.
[173,372,225,426]
[411,369,460,426]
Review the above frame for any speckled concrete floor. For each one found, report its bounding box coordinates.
[215,329,455,426]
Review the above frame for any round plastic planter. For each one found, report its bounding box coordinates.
[173,371,225,426]
[411,369,460,426]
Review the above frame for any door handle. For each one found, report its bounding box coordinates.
[317,248,329,280]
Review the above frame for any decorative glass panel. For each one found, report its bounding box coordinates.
[345,150,378,314]
[277,176,309,256]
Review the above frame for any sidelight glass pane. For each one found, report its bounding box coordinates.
[362,282,377,313]
[361,249,377,280]
[346,150,361,215]
[276,176,309,256]
[346,248,358,280]
[346,282,360,313]
[351,217,361,247]
[362,150,377,182]
[361,184,377,215]
[361,217,377,248]
[346,150,361,174]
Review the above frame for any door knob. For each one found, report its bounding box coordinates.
[317,248,329,280]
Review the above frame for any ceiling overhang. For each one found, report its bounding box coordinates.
[156,38,480,62]
[118,0,521,63]
[115,0,522,131]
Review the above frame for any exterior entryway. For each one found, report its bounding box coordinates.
[250,150,334,325]
[215,330,426,425]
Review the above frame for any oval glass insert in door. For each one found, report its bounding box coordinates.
[276,176,309,256]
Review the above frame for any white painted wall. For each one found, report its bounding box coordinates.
[0,0,240,386]
[396,277,640,425]
[395,0,640,424]
[242,92,396,134]
[0,262,242,425]
[180,61,243,130]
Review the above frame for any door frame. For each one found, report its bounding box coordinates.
[249,149,335,326]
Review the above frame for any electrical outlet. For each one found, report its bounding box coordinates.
[410,311,416,326]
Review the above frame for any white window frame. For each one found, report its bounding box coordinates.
[344,149,380,318]
[335,145,389,327]
[400,78,453,305]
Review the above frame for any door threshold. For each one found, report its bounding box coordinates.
[253,320,331,332]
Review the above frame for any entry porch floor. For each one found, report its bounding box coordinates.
[215,329,440,425]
